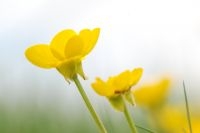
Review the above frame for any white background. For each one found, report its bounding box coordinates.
[0,0,200,106]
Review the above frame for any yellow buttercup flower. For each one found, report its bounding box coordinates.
[133,77,171,108]
[91,68,143,111]
[25,28,100,81]
[25,28,108,132]
[92,68,143,97]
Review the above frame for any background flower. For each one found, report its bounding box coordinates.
[133,77,171,109]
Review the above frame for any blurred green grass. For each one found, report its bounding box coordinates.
[0,102,97,133]
[0,101,138,133]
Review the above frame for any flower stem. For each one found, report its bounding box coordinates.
[122,95,138,133]
[73,76,107,133]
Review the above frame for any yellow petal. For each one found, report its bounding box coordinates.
[130,68,143,86]
[113,70,131,92]
[25,44,59,68]
[80,28,100,56]
[91,78,114,96]
[50,29,76,60]
[64,36,85,59]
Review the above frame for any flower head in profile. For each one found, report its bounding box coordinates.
[25,28,100,81]
[91,68,143,111]
[132,77,171,109]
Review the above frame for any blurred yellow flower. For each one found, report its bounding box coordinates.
[156,105,200,133]
[25,28,100,81]
[133,77,171,108]
[192,118,200,133]
[156,105,187,133]
[91,68,143,111]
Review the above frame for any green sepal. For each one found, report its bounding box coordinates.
[125,91,135,106]
[76,61,87,80]
[56,59,87,81]
[108,95,125,112]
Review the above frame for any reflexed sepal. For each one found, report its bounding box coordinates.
[76,61,87,80]
[125,91,136,106]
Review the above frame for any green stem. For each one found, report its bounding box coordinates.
[122,95,138,133]
[73,76,107,133]
[183,81,193,133]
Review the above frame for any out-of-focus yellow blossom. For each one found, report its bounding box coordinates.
[91,68,143,111]
[133,77,171,108]
[192,118,200,133]
[156,106,200,133]
[156,105,187,133]
[25,28,100,81]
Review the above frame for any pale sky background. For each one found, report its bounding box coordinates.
[0,0,200,107]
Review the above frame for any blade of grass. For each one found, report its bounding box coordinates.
[135,125,155,133]
[183,81,193,133]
